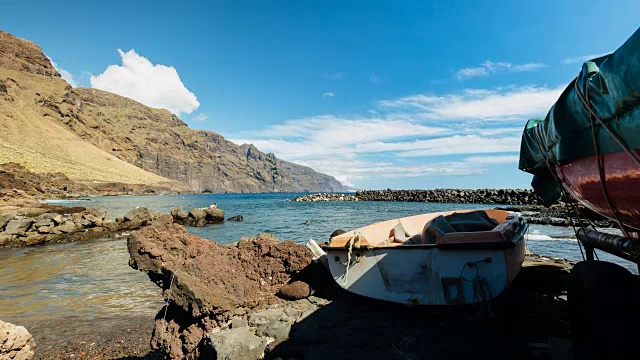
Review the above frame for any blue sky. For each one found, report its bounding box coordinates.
[2,0,639,189]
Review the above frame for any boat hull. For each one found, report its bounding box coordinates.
[324,236,526,306]
[556,150,640,230]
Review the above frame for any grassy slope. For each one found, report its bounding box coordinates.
[0,68,172,185]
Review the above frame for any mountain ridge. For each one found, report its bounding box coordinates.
[0,30,348,193]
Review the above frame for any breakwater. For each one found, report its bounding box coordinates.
[293,189,541,205]
[292,193,359,202]
[356,189,541,204]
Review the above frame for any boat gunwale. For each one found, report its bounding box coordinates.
[322,213,529,251]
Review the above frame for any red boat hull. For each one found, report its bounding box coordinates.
[556,150,640,230]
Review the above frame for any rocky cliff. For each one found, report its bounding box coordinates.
[0,30,347,193]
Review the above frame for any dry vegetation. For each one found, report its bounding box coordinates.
[0,36,174,185]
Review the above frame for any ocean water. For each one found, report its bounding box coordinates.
[1,193,637,327]
[44,193,640,273]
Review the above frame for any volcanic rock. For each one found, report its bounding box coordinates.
[206,327,268,360]
[123,207,155,224]
[127,224,313,358]
[3,218,32,235]
[170,206,188,220]
[0,320,36,359]
[278,281,313,300]
[203,207,224,223]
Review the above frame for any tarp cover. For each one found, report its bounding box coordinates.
[519,27,640,204]
[422,211,499,244]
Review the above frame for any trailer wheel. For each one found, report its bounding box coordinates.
[569,260,640,360]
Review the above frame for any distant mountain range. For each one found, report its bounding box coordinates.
[0,30,348,193]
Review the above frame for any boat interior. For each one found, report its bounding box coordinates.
[324,209,526,250]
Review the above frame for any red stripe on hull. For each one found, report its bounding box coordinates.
[556,151,640,230]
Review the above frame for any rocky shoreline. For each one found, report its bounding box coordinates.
[0,190,171,248]
[124,219,577,359]
[0,195,582,359]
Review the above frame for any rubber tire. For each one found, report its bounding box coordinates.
[569,260,640,360]
[329,229,346,239]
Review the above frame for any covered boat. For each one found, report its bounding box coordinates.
[519,27,640,232]
[307,209,527,306]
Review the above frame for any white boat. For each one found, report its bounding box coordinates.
[307,209,527,306]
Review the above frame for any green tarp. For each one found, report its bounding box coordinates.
[519,27,640,204]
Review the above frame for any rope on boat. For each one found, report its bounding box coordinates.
[344,232,362,286]
[459,259,494,316]
[574,78,633,239]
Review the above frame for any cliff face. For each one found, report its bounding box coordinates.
[0,32,177,187]
[0,30,348,193]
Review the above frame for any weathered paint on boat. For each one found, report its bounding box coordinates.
[556,149,640,230]
[313,209,527,306]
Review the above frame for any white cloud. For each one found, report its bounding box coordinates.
[193,113,208,122]
[359,135,521,157]
[369,73,381,84]
[462,154,519,165]
[46,56,78,87]
[230,85,551,188]
[90,49,199,115]
[293,155,520,187]
[562,53,610,64]
[322,92,336,98]
[379,85,563,121]
[230,116,521,186]
[231,116,450,160]
[456,60,547,80]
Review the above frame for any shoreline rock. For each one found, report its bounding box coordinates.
[497,204,616,228]
[170,206,225,227]
[0,204,165,248]
[127,223,318,359]
[0,320,36,359]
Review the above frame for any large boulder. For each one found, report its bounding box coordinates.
[170,206,188,221]
[187,208,207,227]
[3,219,32,235]
[35,213,63,225]
[124,207,155,224]
[80,207,107,226]
[128,225,313,358]
[51,221,81,234]
[278,281,313,300]
[32,218,53,229]
[0,215,12,231]
[0,320,36,359]
[203,207,224,224]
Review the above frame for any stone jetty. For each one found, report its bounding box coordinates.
[355,189,542,204]
[291,193,358,202]
[292,189,541,204]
